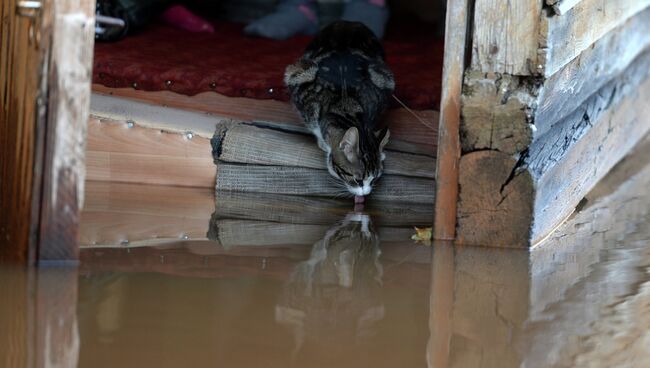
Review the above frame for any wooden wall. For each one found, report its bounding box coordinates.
[451,2,650,246]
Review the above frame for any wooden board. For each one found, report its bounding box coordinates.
[85,117,215,187]
[540,0,650,76]
[91,84,439,151]
[535,8,650,134]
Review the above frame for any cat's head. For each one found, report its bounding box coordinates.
[327,126,390,197]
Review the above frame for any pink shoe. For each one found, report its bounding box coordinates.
[161,5,215,33]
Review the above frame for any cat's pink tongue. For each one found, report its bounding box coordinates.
[354,195,365,204]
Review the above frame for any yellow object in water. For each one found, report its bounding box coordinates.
[411,227,432,245]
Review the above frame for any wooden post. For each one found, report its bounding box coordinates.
[433,0,471,240]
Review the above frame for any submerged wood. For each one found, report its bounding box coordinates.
[212,121,436,179]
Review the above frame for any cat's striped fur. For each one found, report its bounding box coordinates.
[284,21,395,197]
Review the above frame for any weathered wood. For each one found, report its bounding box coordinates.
[462,7,650,153]
[535,8,650,135]
[471,0,543,75]
[433,0,469,240]
[471,0,650,76]
[457,58,650,247]
[546,0,583,15]
[36,0,95,261]
[91,85,440,150]
[540,0,650,77]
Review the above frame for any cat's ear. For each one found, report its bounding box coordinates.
[376,128,390,151]
[339,127,360,162]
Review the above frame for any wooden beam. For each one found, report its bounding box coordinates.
[433,0,470,240]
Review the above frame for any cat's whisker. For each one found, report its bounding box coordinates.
[392,94,436,131]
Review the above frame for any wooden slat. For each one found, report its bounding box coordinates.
[540,0,650,76]
[471,0,543,75]
[433,0,470,240]
[91,84,439,151]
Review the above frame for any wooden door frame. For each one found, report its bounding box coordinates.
[0,0,95,265]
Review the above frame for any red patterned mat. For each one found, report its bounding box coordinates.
[93,20,443,110]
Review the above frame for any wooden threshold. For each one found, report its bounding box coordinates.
[91,84,439,151]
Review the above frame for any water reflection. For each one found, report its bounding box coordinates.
[2,158,649,367]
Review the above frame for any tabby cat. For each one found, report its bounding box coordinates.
[284,21,395,202]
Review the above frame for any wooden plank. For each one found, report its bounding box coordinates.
[535,8,650,135]
[0,0,45,262]
[540,0,650,76]
[433,0,470,240]
[91,85,439,151]
[85,117,216,188]
[86,151,215,188]
[470,0,543,75]
[530,76,650,245]
[36,0,95,262]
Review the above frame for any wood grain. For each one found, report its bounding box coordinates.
[0,0,44,262]
[540,0,650,76]
[91,85,439,151]
[85,118,215,187]
[433,0,469,240]
[470,0,543,75]
[535,8,650,135]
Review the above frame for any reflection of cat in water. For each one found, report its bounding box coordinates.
[275,213,384,358]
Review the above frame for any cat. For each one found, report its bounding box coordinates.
[284,20,395,202]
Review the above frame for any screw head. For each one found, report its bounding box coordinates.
[126,121,134,128]
[165,80,173,87]
[185,131,193,140]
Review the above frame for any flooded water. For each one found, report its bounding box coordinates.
[1,154,649,367]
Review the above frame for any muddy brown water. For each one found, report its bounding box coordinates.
[1,161,649,367]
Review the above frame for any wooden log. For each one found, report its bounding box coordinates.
[91,85,439,151]
[457,62,650,247]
